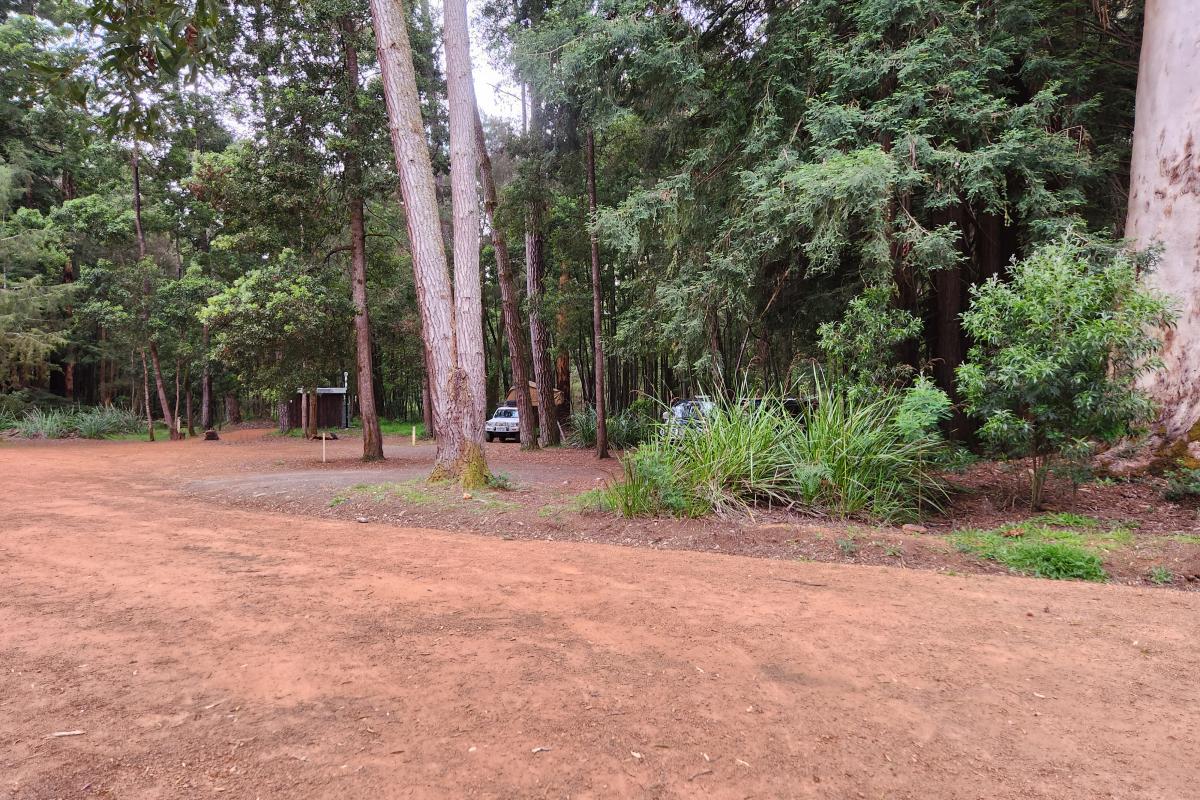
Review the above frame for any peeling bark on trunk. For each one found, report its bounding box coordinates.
[586,129,609,459]
[341,16,385,462]
[475,106,538,449]
[1126,0,1200,447]
[371,0,484,482]
[443,0,490,485]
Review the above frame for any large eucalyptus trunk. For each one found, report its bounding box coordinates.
[442,0,490,485]
[586,129,609,459]
[1126,0,1200,447]
[341,16,384,462]
[370,0,477,481]
[474,105,538,450]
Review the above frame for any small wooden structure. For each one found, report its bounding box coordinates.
[505,381,564,409]
[284,387,349,430]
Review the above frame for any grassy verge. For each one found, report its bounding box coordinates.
[951,514,1127,582]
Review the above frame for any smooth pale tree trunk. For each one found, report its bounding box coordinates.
[370,0,479,482]
[585,129,609,458]
[1126,0,1200,448]
[140,349,154,441]
[442,0,490,486]
[341,16,385,462]
[474,105,538,449]
[149,343,179,439]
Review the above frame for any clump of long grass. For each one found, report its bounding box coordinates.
[598,381,950,523]
[11,405,144,439]
[566,401,659,450]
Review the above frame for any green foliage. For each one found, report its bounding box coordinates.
[818,284,922,389]
[9,404,146,439]
[599,384,948,522]
[957,238,1176,508]
[785,382,949,521]
[486,472,515,491]
[1163,468,1200,502]
[952,517,1121,582]
[567,403,659,449]
[1147,566,1174,586]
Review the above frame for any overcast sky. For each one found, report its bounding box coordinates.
[468,0,522,122]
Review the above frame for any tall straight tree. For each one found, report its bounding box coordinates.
[524,86,559,446]
[475,105,538,449]
[339,15,384,461]
[1126,0,1200,448]
[585,128,608,458]
[442,0,489,451]
[370,0,489,485]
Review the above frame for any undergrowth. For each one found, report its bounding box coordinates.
[592,382,950,523]
[952,515,1118,582]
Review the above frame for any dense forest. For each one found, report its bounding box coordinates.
[1,0,1195,492]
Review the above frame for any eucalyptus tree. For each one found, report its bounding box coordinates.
[371,0,490,485]
[1125,0,1200,449]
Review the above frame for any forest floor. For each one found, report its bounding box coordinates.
[3,430,1199,798]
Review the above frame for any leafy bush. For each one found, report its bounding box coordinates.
[567,404,659,450]
[0,408,15,430]
[1163,467,1200,501]
[957,238,1176,509]
[1148,566,1174,586]
[597,380,950,523]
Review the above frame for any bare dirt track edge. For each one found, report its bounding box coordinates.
[2,433,1198,799]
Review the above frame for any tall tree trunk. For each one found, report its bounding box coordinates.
[131,139,146,260]
[370,0,477,481]
[341,16,385,462]
[1126,0,1200,446]
[586,129,609,458]
[278,400,290,434]
[140,349,154,441]
[524,84,559,446]
[149,343,178,440]
[200,326,212,429]
[556,265,571,413]
[476,104,538,449]
[184,363,194,437]
[224,393,241,425]
[443,0,490,485]
[526,222,558,445]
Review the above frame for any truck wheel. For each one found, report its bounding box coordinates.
[485,432,494,442]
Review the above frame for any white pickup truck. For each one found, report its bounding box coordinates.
[484,406,521,442]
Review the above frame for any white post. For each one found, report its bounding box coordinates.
[411,425,417,446]
[322,433,326,463]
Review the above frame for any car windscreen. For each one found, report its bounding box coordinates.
[494,408,516,418]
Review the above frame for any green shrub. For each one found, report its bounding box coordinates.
[567,404,659,450]
[1163,468,1200,501]
[1148,566,1174,586]
[72,405,143,438]
[957,238,1176,509]
[784,383,949,521]
[0,409,15,430]
[597,380,949,523]
[16,407,72,439]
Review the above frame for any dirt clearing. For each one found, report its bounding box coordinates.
[2,433,1198,798]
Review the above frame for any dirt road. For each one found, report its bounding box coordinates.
[2,433,1197,798]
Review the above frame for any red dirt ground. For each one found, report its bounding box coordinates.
[2,431,1199,798]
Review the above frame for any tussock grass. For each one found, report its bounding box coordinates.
[597,385,949,523]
